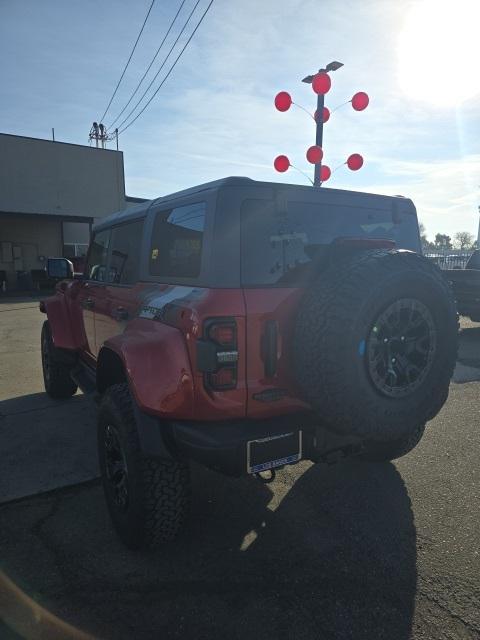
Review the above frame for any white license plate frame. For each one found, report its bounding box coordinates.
[246,431,302,474]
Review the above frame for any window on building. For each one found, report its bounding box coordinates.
[149,202,206,278]
[63,244,89,258]
[85,230,110,281]
[108,220,144,285]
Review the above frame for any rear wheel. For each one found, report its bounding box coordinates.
[294,250,458,442]
[98,383,190,549]
[41,321,77,398]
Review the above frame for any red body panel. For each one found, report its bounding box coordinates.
[102,286,248,420]
[44,277,308,421]
[243,288,309,418]
[44,281,249,421]
[43,281,87,351]
[104,318,195,418]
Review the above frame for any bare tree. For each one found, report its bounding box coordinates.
[453,231,475,250]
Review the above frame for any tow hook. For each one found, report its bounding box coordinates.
[255,469,276,484]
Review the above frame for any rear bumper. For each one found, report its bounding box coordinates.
[133,407,363,477]
[170,414,317,476]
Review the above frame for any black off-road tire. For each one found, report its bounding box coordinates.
[361,422,426,462]
[294,250,458,441]
[41,321,78,399]
[98,383,190,549]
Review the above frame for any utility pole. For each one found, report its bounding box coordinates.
[89,122,109,148]
[89,122,118,149]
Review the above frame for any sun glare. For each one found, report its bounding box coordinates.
[397,0,480,106]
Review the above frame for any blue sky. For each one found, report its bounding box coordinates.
[1,0,479,241]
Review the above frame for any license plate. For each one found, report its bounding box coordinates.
[247,431,302,474]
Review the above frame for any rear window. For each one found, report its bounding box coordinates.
[149,202,206,278]
[241,199,420,286]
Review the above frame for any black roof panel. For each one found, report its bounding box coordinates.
[94,176,413,232]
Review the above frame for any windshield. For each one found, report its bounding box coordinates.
[241,198,420,286]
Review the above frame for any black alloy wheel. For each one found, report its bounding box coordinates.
[367,298,436,398]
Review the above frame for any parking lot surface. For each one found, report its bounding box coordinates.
[1,297,479,639]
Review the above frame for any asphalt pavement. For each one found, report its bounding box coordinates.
[0,297,479,640]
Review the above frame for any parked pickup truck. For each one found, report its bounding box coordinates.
[446,250,480,322]
[40,177,458,549]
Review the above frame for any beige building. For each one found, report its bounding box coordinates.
[0,133,145,290]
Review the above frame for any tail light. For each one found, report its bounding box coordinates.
[196,318,238,390]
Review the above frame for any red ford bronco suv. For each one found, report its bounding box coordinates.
[40,177,458,549]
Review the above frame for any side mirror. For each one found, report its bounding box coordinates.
[47,258,74,280]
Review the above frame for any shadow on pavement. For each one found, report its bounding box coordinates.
[0,391,83,416]
[1,459,416,640]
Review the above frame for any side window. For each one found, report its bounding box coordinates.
[149,202,206,278]
[108,220,144,285]
[85,230,110,282]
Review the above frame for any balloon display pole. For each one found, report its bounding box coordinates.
[314,92,324,186]
[274,61,369,186]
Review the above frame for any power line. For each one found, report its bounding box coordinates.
[118,0,214,135]
[99,0,156,124]
[115,0,203,133]
[108,0,188,129]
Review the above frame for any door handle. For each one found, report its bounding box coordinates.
[262,320,278,378]
[113,306,129,321]
[82,297,94,310]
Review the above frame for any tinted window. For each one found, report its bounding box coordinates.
[241,199,420,286]
[85,230,110,282]
[149,202,206,278]
[108,220,144,285]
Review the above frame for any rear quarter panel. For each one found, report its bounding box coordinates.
[103,285,247,420]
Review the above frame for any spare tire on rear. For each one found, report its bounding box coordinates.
[293,249,458,441]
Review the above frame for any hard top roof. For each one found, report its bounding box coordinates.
[93,176,412,232]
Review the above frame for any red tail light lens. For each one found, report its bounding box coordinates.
[197,318,238,391]
[208,367,237,389]
[208,323,236,347]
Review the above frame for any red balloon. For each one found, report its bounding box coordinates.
[274,91,292,112]
[352,92,369,111]
[347,153,364,171]
[306,145,323,164]
[320,165,331,182]
[312,73,331,95]
[274,155,290,172]
[314,107,330,123]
